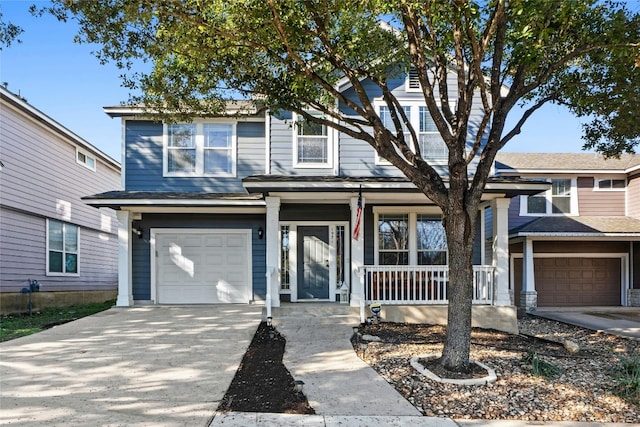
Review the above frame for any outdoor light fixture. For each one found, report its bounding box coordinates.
[132,222,143,239]
[258,226,264,239]
[294,380,304,392]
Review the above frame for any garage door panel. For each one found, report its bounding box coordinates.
[156,230,251,304]
[535,257,620,307]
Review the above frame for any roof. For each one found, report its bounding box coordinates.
[511,215,640,237]
[495,152,640,173]
[83,191,265,209]
[103,100,265,118]
[0,86,120,172]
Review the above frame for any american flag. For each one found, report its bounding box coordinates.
[353,187,362,240]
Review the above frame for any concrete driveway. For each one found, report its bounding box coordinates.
[0,305,262,427]
[532,307,640,339]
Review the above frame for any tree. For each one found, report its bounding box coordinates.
[0,11,23,50]
[40,0,640,371]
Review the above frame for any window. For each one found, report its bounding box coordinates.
[47,220,79,275]
[523,178,576,215]
[76,149,96,171]
[417,214,447,265]
[378,214,409,265]
[164,122,236,176]
[418,106,447,160]
[595,178,625,190]
[294,113,330,167]
[376,211,448,265]
[375,101,449,164]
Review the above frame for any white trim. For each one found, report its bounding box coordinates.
[292,112,333,169]
[265,112,271,174]
[116,211,133,306]
[163,120,237,177]
[114,206,266,214]
[120,118,128,189]
[498,168,631,174]
[511,252,630,306]
[280,221,350,303]
[45,219,80,277]
[150,228,252,304]
[84,199,265,207]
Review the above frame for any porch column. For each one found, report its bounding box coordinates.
[350,195,365,308]
[115,210,133,307]
[521,238,538,311]
[491,198,511,306]
[265,196,281,308]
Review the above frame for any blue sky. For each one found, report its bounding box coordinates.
[2,1,603,163]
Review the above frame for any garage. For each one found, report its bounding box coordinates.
[153,229,252,304]
[515,257,622,307]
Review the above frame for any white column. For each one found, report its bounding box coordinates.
[265,196,281,308]
[350,195,365,309]
[491,198,511,306]
[115,210,133,307]
[521,238,538,310]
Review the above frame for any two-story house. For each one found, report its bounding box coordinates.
[495,153,640,309]
[0,87,121,314]
[84,71,548,333]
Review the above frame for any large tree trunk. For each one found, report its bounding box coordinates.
[440,206,477,371]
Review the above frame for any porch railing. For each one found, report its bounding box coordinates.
[363,265,494,305]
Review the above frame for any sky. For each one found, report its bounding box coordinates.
[1,1,619,163]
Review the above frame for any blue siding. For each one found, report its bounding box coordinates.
[507,196,537,231]
[124,120,265,192]
[131,213,266,301]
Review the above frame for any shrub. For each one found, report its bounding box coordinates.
[522,350,562,379]
[612,355,640,404]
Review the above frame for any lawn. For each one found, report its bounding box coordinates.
[0,300,115,342]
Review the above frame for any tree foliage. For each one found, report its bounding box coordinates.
[0,11,24,50]
[37,0,640,370]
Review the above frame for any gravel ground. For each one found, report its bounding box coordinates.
[355,315,639,423]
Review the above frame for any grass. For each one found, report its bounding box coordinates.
[612,355,640,404]
[522,349,562,379]
[0,299,115,342]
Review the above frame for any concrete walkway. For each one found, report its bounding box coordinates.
[272,304,421,417]
[0,305,262,427]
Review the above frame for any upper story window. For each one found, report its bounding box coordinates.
[164,122,236,177]
[47,220,79,275]
[76,149,96,171]
[376,209,448,265]
[521,178,577,216]
[376,102,448,164]
[293,113,331,168]
[594,178,626,191]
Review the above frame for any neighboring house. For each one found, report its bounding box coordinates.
[0,87,121,314]
[84,70,547,333]
[495,153,640,309]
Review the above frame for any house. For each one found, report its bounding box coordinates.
[83,71,549,334]
[495,152,640,309]
[0,87,121,314]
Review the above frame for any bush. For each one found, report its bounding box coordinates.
[612,355,640,404]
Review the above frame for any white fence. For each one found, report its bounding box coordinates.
[363,265,494,305]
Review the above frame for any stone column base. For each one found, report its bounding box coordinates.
[628,289,640,307]
[520,291,538,311]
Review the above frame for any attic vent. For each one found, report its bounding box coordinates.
[407,67,421,91]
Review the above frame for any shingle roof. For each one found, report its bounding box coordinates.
[495,152,640,171]
[512,215,640,236]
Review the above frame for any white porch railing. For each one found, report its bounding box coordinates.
[363,265,495,305]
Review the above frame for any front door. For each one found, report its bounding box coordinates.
[297,226,330,299]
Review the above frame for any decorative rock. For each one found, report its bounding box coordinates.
[564,339,580,353]
[361,334,382,342]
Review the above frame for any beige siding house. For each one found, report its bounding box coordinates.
[0,87,121,314]
[495,153,640,309]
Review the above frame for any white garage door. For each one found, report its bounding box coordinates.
[154,230,252,304]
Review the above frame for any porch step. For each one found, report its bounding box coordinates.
[266,303,361,325]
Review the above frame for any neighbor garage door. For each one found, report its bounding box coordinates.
[536,257,621,307]
[154,230,251,304]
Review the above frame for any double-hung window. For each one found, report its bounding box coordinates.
[47,220,79,275]
[165,122,236,176]
[376,210,448,266]
[523,178,576,215]
[375,101,449,164]
[294,113,331,168]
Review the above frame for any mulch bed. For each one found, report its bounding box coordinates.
[217,321,315,414]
